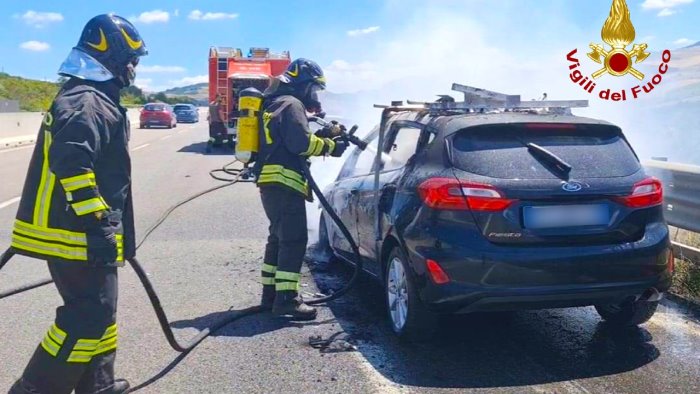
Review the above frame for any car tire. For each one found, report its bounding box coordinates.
[384,247,439,342]
[595,299,659,327]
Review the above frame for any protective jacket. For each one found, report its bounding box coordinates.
[255,94,335,197]
[10,78,134,264]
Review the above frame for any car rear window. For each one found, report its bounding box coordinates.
[451,123,641,179]
[174,105,191,111]
[144,104,165,111]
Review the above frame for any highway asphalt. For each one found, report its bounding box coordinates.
[0,120,698,393]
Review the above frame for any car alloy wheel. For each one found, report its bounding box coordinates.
[387,256,409,331]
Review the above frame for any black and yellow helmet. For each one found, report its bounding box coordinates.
[74,14,148,86]
[280,58,326,89]
[278,58,326,112]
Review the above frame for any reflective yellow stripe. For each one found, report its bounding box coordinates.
[73,339,100,352]
[261,263,277,274]
[260,165,305,183]
[93,336,117,357]
[59,172,96,192]
[40,323,66,357]
[103,324,117,339]
[275,271,301,282]
[67,324,118,362]
[48,324,67,345]
[324,138,336,155]
[303,135,328,156]
[72,197,110,216]
[34,131,55,226]
[276,282,300,291]
[11,233,87,261]
[261,277,276,285]
[14,220,87,246]
[258,165,308,195]
[67,351,94,363]
[41,336,60,357]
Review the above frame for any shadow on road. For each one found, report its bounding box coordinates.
[306,259,661,390]
[170,309,337,338]
[178,142,235,156]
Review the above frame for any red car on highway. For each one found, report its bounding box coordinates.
[139,103,177,129]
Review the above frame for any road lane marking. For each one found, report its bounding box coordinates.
[0,145,34,154]
[131,143,150,152]
[161,135,173,141]
[0,196,21,210]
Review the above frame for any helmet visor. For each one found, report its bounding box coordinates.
[303,82,324,113]
[58,48,114,82]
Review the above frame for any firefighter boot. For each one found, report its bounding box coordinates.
[260,285,276,311]
[272,291,317,320]
[93,379,130,394]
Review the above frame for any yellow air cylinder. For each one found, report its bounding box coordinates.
[235,87,263,164]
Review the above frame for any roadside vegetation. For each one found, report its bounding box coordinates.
[0,72,199,111]
[0,72,59,111]
[670,228,700,303]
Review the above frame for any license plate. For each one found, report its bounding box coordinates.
[523,204,609,229]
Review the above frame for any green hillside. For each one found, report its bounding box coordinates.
[0,72,59,112]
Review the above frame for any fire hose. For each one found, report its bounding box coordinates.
[0,123,366,355]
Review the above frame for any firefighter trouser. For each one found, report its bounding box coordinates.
[208,121,227,141]
[260,185,308,293]
[12,260,118,394]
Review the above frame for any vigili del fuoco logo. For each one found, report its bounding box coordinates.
[566,0,671,102]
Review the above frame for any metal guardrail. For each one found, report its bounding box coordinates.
[643,160,700,262]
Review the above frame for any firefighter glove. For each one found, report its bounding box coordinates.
[315,121,342,139]
[330,137,349,157]
[82,212,121,267]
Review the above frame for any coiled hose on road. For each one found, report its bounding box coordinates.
[0,157,363,354]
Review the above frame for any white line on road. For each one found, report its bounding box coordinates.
[161,135,173,141]
[0,196,21,210]
[0,145,34,154]
[131,143,150,152]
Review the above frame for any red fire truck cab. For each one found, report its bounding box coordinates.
[207,47,291,149]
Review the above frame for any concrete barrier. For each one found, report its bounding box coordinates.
[0,110,145,150]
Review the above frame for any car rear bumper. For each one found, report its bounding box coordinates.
[141,119,172,126]
[405,222,673,313]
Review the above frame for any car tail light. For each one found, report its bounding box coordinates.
[523,123,577,130]
[426,259,450,284]
[417,178,514,211]
[613,177,663,208]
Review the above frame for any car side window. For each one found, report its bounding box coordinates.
[383,127,422,172]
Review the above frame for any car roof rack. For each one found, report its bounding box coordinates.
[374,83,589,115]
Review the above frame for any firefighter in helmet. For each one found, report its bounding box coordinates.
[8,14,147,394]
[255,58,348,320]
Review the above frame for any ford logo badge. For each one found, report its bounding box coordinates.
[562,181,583,192]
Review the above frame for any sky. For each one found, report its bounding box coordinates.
[0,0,697,94]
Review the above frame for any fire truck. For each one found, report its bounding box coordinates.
[207,47,291,151]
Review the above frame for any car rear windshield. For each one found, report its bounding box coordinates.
[144,104,165,111]
[174,105,191,111]
[451,123,641,179]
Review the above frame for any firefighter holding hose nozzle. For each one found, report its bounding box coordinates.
[8,14,147,394]
[253,59,348,320]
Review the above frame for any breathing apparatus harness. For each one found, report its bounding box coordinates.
[0,87,369,386]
